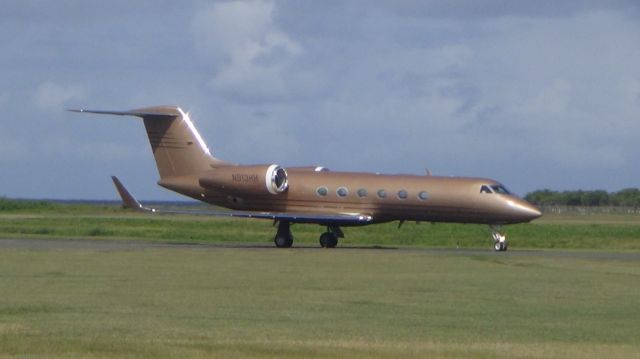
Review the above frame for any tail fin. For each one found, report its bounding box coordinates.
[71,106,227,179]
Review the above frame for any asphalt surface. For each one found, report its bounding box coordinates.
[0,238,639,261]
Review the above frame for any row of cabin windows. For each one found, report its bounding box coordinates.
[316,186,429,201]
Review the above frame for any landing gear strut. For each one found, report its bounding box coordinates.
[319,225,343,248]
[490,225,507,252]
[274,221,293,248]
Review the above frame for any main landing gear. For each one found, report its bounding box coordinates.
[319,225,343,248]
[274,221,293,248]
[490,225,508,252]
[273,221,343,249]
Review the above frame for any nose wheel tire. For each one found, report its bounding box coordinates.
[319,232,338,248]
[494,240,508,252]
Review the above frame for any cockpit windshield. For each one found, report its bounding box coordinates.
[490,184,510,194]
[480,184,511,195]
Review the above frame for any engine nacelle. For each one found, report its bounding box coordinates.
[199,164,289,196]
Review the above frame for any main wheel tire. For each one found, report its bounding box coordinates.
[494,241,504,252]
[319,232,337,248]
[327,236,338,248]
[274,234,293,248]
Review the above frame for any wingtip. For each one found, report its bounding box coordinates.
[111,175,143,210]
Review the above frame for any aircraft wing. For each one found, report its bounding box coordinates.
[111,176,373,226]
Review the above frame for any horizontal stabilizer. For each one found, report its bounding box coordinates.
[68,108,177,119]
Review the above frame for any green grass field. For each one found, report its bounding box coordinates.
[0,247,638,358]
[0,204,639,358]
[1,207,640,250]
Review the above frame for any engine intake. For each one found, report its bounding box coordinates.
[266,164,289,194]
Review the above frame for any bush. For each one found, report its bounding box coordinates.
[0,197,54,211]
[525,188,639,207]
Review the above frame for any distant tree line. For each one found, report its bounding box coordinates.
[524,189,640,207]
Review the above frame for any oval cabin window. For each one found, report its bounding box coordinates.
[316,186,328,197]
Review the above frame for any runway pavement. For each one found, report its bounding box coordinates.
[1,237,639,261]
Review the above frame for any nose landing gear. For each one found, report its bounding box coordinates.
[490,225,508,252]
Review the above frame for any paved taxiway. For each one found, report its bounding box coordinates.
[1,238,639,261]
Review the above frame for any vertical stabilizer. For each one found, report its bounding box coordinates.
[70,106,227,179]
[138,106,218,178]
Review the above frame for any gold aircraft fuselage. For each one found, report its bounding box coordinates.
[160,169,539,226]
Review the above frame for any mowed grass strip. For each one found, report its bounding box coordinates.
[1,209,640,250]
[0,248,639,358]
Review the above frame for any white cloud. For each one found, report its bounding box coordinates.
[435,10,640,172]
[192,0,304,102]
[33,81,86,112]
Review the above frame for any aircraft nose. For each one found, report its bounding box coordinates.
[507,198,542,222]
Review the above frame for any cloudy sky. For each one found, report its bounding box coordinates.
[1,1,639,200]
